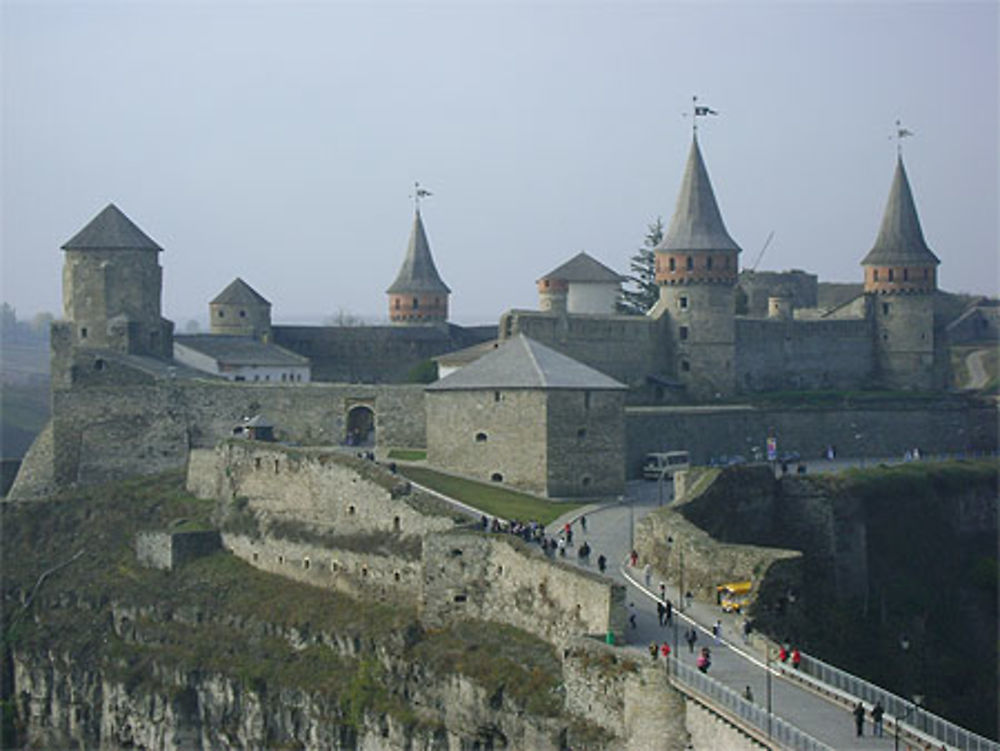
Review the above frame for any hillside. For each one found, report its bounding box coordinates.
[1,472,605,749]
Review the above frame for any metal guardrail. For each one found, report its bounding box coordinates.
[670,655,834,751]
[798,653,1000,751]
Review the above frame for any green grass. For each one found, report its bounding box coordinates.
[399,466,584,525]
[387,449,427,461]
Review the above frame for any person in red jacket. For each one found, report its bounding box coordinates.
[791,648,802,669]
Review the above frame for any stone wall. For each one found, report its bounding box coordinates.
[734,317,873,392]
[684,700,766,750]
[422,532,627,646]
[426,389,550,494]
[625,399,998,475]
[12,360,429,496]
[737,269,819,317]
[135,531,222,571]
[224,532,423,607]
[546,389,625,498]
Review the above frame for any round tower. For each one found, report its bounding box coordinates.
[59,203,172,358]
[861,156,943,390]
[386,210,450,324]
[652,135,742,398]
[210,277,273,342]
[537,278,568,313]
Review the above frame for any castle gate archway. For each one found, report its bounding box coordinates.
[346,404,375,446]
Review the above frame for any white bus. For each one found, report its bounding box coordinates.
[642,450,691,480]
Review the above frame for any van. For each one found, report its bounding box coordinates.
[642,450,690,480]
[716,580,753,613]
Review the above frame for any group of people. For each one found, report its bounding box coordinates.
[853,700,885,737]
[777,644,803,670]
[477,513,609,571]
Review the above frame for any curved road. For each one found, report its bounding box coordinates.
[545,482,899,750]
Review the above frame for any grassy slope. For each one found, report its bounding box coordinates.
[1,471,568,746]
[400,466,584,525]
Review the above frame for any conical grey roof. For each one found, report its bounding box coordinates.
[427,333,626,391]
[538,252,626,283]
[861,157,939,266]
[61,203,162,251]
[656,137,741,254]
[386,211,451,294]
[211,277,271,306]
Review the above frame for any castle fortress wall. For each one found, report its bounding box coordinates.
[421,532,627,646]
[546,389,625,497]
[191,442,457,538]
[625,400,998,476]
[733,316,873,392]
[33,366,427,492]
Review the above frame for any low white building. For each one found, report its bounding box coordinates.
[174,335,311,383]
[536,252,626,315]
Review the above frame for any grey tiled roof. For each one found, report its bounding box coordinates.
[538,252,626,283]
[427,334,626,391]
[861,157,940,267]
[386,211,451,294]
[174,335,309,367]
[62,203,163,251]
[656,137,742,254]
[211,277,271,306]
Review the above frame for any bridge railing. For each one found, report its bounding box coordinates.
[798,653,999,751]
[670,656,834,751]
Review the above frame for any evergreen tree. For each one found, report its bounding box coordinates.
[618,217,663,315]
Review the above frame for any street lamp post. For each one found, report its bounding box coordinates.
[894,694,923,751]
[766,645,773,740]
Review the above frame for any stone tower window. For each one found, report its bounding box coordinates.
[706,256,713,270]
[475,432,488,443]
[923,269,929,280]
[395,299,401,309]
[94,358,105,371]
[882,303,891,315]
[577,428,587,439]
[218,310,225,317]
[581,476,592,487]
[494,391,501,402]
[584,391,591,409]
[888,269,894,282]
[686,256,694,271]
[491,473,503,483]
[303,557,311,570]
[413,297,419,309]
[679,296,688,310]
[80,327,88,339]
[239,310,246,317]
[724,256,731,269]
[679,326,689,341]
[873,269,879,281]
[669,257,676,272]
[681,360,690,372]
[903,269,909,281]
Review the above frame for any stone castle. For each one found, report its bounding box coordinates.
[11,134,996,502]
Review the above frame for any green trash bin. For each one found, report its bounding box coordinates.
[605,630,615,645]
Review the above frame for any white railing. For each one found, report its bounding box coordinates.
[798,653,999,751]
[670,656,834,751]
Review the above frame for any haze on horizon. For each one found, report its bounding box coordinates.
[2,0,997,328]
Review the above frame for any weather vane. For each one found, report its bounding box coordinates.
[891,119,914,156]
[684,95,718,134]
[410,181,433,210]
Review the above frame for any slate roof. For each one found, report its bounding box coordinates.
[861,157,940,267]
[386,210,451,295]
[427,334,626,391]
[211,277,271,306]
[62,203,163,251]
[538,252,626,283]
[656,136,742,254]
[174,335,309,367]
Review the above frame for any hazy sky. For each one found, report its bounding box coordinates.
[2,1,997,327]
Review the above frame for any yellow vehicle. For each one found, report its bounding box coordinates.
[716,580,753,613]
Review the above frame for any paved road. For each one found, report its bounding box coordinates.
[965,348,990,390]
[546,481,899,750]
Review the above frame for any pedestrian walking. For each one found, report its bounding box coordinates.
[684,590,693,610]
[665,599,673,626]
[741,618,751,645]
[649,642,658,660]
[656,601,665,626]
[743,685,754,702]
[853,702,865,737]
[685,628,697,653]
[697,647,711,673]
[872,701,884,737]
[597,554,607,573]
[643,563,652,588]
[712,620,722,645]
[659,581,666,601]
[630,549,638,567]
[628,602,637,629]
[791,648,801,670]
[580,514,587,532]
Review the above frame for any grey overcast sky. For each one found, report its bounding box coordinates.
[2,1,997,326]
